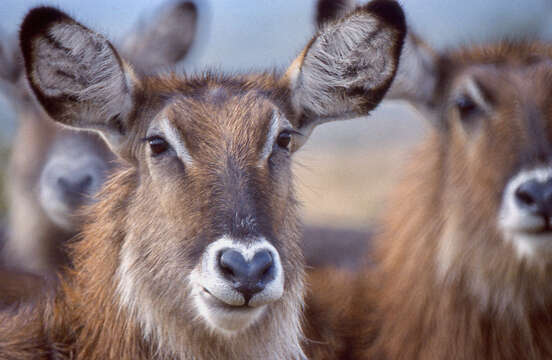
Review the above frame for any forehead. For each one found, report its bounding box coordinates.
[148,78,285,162]
[448,42,552,85]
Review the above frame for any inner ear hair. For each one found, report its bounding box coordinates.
[19,7,135,142]
[290,0,406,122]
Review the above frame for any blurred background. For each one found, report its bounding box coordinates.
[1,0,552,231]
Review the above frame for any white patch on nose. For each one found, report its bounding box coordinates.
[498,167,552,259]
[159,117,194,164]
[189,236,285,334]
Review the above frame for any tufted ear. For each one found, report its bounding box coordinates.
[121,0,198,72]
[285,0,406,148]
[20,7,137,156]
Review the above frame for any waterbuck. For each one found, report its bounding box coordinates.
[363,34,552,360]
[303,1,552,358]
[0,1,405,359]
[0,0,199,275]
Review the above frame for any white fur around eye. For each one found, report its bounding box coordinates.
[158,117,194,164]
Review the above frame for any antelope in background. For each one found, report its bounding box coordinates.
[304,0,552,358]
[0,0,199,276]
[0,1,405,359]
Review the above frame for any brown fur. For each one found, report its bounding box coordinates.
[0,0,199,277]
[355,42,552,359]
[0,2,406,359]
[311,5,552,358]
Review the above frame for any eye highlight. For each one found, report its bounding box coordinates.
[145,136,170,157]
[276,131,292,151]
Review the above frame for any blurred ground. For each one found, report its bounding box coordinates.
[294,102,427,230]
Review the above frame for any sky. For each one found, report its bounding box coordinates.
[1,0,552,141]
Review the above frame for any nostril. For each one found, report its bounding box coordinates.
[80,174,93,192]
[218,248,276,303]
[515,180,543,211]
[57,174,94,196]
[515,187,536,206]
[219,249,247,280]
[250,250,273,280]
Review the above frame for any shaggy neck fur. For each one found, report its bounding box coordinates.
[361,133,552,360]
[0,167,306,360]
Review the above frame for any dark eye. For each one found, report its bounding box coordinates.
[147,136,170,156]
[455,94,479,119]
[276,131,292,150]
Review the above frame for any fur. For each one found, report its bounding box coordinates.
[359,41,552,359]
[0,1,199,278]
[2,3,405,358]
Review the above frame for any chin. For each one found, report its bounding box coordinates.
[505,230,552,261]
[193,288,267,335]
[43,203,78,232]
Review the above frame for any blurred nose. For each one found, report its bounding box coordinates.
[56,172,95,206]
[218,249,275,304]
[514,178,552,217]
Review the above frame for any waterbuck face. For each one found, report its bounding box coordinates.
[38,128,115,231]
[125,88,303,334]
[441,48,552,265]
[20,0,405,340]
[389,37,552,269]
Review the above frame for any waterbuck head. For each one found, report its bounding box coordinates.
[19,1,405,353]
[1,0,198,273]
[315,0,552,308]
[383,33,552,309]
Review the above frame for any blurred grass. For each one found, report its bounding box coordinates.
[293,103,427,230]
[294,145,413,230]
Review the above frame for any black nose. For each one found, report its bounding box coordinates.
[57,174,94,205]
[515,178,552,217]
[218,249,275,304]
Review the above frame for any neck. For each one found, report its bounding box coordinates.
[369,136,552,359]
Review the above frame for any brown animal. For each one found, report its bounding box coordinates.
[304,2,552,359]
[363,37,552,360]
[0,0,199,275]
[0,2,405,359]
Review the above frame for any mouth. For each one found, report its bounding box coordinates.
[195,287,266,333]
[200,288,253,311]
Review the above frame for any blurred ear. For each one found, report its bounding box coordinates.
[20,7,137,156]
[314,0,355,29]
[386,31,440,117]
[0,32,23,96]
[121,0,198,71]
[285,0,406,148]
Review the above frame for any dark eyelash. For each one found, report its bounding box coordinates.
[285,129,304,137]
[141,135,162,143]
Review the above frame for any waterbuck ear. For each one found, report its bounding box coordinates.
[0,32,23,96]
[285,0,406,145]
[20,7,136,155]
[315,0,356,29]
[121,0,198,71]
[386,32,440,119]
